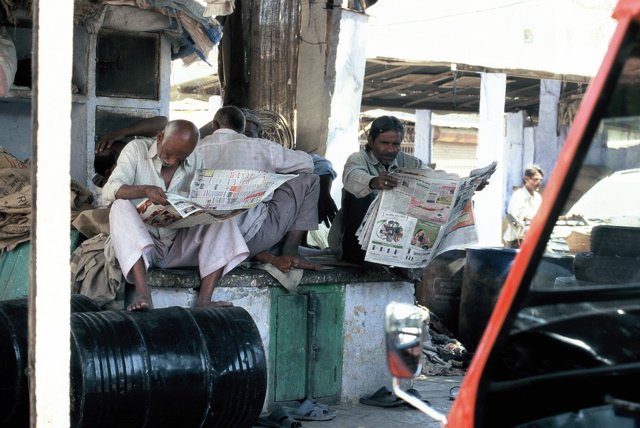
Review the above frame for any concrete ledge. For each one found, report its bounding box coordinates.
[146,265,408,289]
[139,265,415,408]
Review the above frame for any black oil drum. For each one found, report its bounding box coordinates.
[416,249,466,336]
[0,294,102,426]
[458,248,516,351]
[70,306,266,428]
[458,248,574,352]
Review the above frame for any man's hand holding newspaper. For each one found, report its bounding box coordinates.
[356,162,497,268]
[136,169,297,229]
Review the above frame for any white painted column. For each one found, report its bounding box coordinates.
[504,111,526,214]
[473,72,506,247]
[209,94,223,121]
[534,79,561,179]
[31,1,73,426]
[413,109,432,164]
[323,9,369,209]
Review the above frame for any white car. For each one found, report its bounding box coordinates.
[549,168,640,253]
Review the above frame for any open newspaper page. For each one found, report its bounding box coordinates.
[357,162,497,268]
[137,169,297,229]
[428,162,497,257]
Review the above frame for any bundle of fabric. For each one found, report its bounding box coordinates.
[0,26,16,96]
[76,0,228,65]
[0,0,32,24]
[0,146,94,256]
[70,232,123,309]
[201,0,234,17]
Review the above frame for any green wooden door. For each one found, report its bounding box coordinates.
[270,284,344,404]
[271,291,308,402]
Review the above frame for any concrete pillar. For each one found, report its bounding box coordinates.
[524,126,536,167]
[474,72,506,247]
[414,109,432,164]
[32,0,73,425]
[296,7,369,208]
[504,111,526,214]
[296,0,331,155]
[535,79,561,180]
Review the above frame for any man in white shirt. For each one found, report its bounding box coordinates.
[103,120,249,311]
[197,106,323,272]
[503,165,544,249]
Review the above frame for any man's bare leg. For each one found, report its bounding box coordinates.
[128,257,154,311]
[280,230,323,271]
[196,268,233,308]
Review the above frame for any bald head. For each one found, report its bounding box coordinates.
[164,120,200,148]
[213,106,245,134]
[157,119,199,169]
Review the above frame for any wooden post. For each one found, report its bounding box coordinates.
[29,1,73,426]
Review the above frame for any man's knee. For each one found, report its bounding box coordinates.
[292,172,319,189]
[109,199,126,224]
[109,199,133,216]
[299,173,320,199]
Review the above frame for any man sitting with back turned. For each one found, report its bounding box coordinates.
[102,119,249,311]
[197,106,323,272]
[238,107,338,231]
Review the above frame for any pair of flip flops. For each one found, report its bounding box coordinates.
[257,397,337,427]
[284,396,337,421]
[359,386,431,408]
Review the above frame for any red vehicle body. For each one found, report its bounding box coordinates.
[389,1,640,426]
[450,1,640,426]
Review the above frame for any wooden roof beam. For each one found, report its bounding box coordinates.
[365,65,413,80]
[404,87,478,107]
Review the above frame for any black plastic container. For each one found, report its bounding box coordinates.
[70,306,266,428]
[0,294,102,426]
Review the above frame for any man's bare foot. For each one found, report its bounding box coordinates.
[363,261,389,274]
[292,254,323,271]
[255,250,323,272]
[127,293,153,312]
[282,248,323,271]
[255,252,299,273]
[195,299,234,308]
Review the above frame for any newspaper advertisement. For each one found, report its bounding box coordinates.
[357,162,497,268]
[137,169,297,229]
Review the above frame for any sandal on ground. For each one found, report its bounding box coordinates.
[404,388,432,408]
[257,408,303,428]
[359,386,404,407]
[283,396,337,421]
[296,396,329,411]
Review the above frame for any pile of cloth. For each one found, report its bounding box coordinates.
[0,146,94,256]
[74,0,233,65]
[422,309,469,376]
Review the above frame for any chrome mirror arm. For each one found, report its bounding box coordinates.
[391,377,448,427]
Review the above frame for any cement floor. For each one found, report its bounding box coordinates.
[254,375,463,428]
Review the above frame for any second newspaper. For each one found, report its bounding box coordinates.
[356,162,497,268]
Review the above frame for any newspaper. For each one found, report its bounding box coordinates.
[136,169,297,229]
[356,162,497,268]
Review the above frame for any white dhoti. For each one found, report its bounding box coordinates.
[109,199,249,283]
